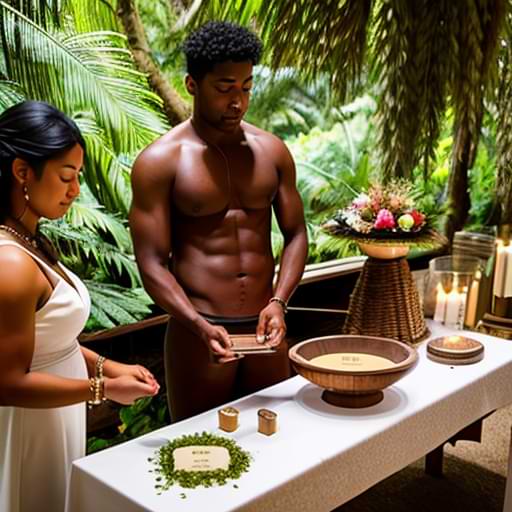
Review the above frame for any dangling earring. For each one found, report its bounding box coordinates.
[15,183,29,221]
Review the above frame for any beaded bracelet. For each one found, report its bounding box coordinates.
[87,377,106,408]
[269,296,288,314]
[95,355,106,379]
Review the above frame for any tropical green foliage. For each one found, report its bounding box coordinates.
[191,0,512,240]
[0,0,168,329]
[136,0,190,100]
[1,0,509,334]
[192,0,506,181]
[87,395,169,454]
[280,95,377,262]
[246,67,337,139]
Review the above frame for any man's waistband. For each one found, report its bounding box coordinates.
[199,312,259,325]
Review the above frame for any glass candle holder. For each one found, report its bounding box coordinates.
[425,255,481,329]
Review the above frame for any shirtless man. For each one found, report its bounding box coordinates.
[129,21,308,422]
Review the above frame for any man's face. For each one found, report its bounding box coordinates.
[188,60,253,133]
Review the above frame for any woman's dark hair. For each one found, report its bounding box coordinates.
[0,100,85,222]
[183,21,262,81]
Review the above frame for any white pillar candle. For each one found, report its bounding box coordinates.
[494,240,507,298]
[434,284,447,323]
[444,285,467,329]
[505,246,512,297]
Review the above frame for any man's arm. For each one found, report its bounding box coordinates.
[272,140,308,302]
[256,137,308,345]
[129,143,234,357]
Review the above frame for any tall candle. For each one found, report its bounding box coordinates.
[443,275,467,329]
[434,284,447,323]
[505,246,512,297]
[494,240,507,297]
[444,289,461,326]
[465,271,480,328]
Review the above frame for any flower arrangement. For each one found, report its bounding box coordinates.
[331,180,429,240]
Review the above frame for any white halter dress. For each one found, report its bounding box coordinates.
[0,239,90,512]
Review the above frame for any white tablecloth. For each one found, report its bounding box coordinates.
[67,322,512,512]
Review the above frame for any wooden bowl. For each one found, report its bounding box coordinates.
[289,335,418,408]
[357,241,410,259]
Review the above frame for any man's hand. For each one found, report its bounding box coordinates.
[196,319,239,362]
[257,302,286,348]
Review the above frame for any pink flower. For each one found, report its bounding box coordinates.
[374,209,396,230]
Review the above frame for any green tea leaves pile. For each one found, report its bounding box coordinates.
[149,432,251,493]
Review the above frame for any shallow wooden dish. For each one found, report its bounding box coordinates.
[289,335,418,408]
[357,241,410,259]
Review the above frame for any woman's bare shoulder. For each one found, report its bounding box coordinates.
[0,244,44,303]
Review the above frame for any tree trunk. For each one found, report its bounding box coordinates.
[442,121,473,243]
[495,46,512,225]
[117,0,190,126]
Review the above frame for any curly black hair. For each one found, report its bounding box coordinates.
[183,21,262,80]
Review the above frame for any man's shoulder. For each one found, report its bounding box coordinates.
[243,121,283,146]
[243,122,290,163]
[133,120,198,175]
[137,121,191,162]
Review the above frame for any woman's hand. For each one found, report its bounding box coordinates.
[103,375,159,405]
[103,360,159,388]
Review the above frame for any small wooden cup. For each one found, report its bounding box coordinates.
[218,406,239,432]
[258,409,277,436]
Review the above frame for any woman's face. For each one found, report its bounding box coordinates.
[26,143,84,220]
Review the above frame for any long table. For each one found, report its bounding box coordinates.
[66,322,512,512]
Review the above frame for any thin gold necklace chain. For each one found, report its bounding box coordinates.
[192,127,249,290]
[190,121,248,201]
[207,141,233,198]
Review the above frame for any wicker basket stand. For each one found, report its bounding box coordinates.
[343,255,429,345]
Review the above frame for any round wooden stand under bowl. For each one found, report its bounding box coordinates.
[289,335,418,408]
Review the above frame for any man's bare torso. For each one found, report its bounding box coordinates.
[162,121,279,317]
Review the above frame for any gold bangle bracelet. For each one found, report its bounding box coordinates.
[87,377,106,408]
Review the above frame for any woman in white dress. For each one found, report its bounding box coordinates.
[0,101,160,512]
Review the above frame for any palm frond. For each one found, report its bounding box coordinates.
[75,114,133,215]
[61,0,119,33]
[0,79,25,109]
[65,184,133,252]
[414,0,455,178]
[495,12,512,223]
[193,0,371,103]
[372,0,422,180]
[40,220,142,287]
[1,0,61,29]
[0,2,168,155]
[85,280,153,331]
